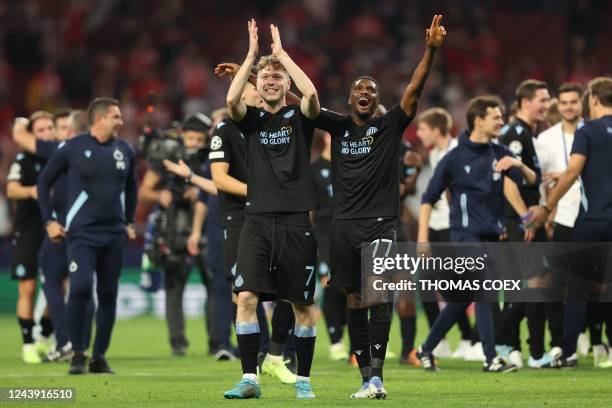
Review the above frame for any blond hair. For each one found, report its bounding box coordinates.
[256,55,287,74]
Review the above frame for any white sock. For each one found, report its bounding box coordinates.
[242,373,258,383]
[266,354,282,363]
[296,376,310,383]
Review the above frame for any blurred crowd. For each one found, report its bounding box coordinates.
[0,0,611,229]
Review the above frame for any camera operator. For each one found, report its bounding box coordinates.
[138,113,215,355]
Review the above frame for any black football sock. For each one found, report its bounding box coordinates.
[348,307,371,382]
[40,316,54,338]
[236,322,260,375]
[369,303,392,381]
[294,325,316,377]
[18,318,34,344]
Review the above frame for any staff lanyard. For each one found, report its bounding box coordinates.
[560,127,569,167]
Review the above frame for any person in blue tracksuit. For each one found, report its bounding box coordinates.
[416,95,536,373]
[531,76,612,368]
[37,97,137,375]
[13,109,96,362]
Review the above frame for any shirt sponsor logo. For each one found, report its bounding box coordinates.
[339,135,374,156]
[259,126,293,145]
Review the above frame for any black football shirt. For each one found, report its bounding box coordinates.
[314,105,413,219]
[7,152,46,231]
[208,119,248,222]
[236,105,318,213]
[499,118,542,216]
[311,156,333,225]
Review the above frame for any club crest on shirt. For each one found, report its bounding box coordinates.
[366,126,378,137]
[114,149,126,170]
[283,109,295,119]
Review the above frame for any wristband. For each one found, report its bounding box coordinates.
[542,204,552,214]
[185,170,193,184]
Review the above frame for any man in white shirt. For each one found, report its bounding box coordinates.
[535,83,584,241]
[415,108,474,360]
[533,82,583,366]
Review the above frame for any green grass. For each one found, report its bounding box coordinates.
[0,314,611,407]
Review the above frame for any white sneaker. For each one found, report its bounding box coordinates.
[549,346,563,361]
[464,342,486,362]
[433,339,453,358]
[350,382,371,399]
[452,340,472,359]
[577,333,590,357]
[593,344,609,367]
[508,350,524,368]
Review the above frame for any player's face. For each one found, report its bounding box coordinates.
[527,89,551,122]
[54,116,71,141]
[349,78,380,119]
[32,118,55,141]
[481,107,505,139]
[256,66,289,104]
[242,83,263,108]
[558,91,582,123]
[182,130,205,149]
[100,106,124,137]
[416,122,439,148]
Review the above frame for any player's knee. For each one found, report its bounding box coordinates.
[237,291,258,313]
[68,280,94,300]
[396,300,416,317]
[18,279,37,299]
[346,292,364,309]
[293,304,316,328]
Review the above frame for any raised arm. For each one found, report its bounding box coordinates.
[270,24,320,119]
[226,19,259,121]
[12,118,37,154]
[400,15,446,118]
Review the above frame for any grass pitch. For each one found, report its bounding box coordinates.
[0,315,611,407]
